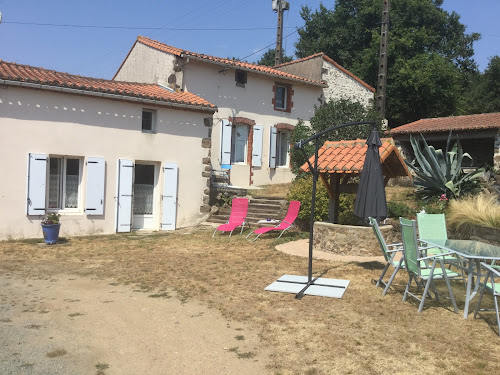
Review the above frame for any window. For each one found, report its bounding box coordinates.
[275,85,287,110]
[142,109,156,132]
[48,157,81,210]
[231,124,248,164]
[235,70,247,87]
[276,131,290,167]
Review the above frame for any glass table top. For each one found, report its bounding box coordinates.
[422,239,500,259]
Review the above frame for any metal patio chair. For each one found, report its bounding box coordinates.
[246,201,301,241]
[400,217,461,313]
[474,262,500,336]
[212,198,249,238]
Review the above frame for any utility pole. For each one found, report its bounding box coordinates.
[376,0,389,126]
[272,0,290,66]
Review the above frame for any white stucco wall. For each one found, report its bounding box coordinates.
[182,60,322,187]
[322,60,374,108]
[0,86,210,240]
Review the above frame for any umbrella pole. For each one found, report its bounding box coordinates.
[295,138,320,299]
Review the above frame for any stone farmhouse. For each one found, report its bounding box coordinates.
[114,36,375,188]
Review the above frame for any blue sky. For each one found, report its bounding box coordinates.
[0,0,498,79]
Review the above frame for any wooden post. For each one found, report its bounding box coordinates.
[328,174,341,223]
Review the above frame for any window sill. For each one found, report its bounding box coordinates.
[47,209,84,216]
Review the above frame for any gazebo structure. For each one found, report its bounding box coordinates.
[301,137,411,223]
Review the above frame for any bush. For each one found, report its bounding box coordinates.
[287,175,358,225]
[387,201,412,218]
[448,193,500,229]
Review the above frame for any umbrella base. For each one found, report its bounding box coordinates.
[265,275,350,299]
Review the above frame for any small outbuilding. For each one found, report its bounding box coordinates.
[389,113,500,170]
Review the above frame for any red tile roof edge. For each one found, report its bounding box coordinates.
[275,53,375,93]
[134,36,327,87]
[389,112,500,135]
[0,60,216,111]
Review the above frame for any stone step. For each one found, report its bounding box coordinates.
[250,196,287,201]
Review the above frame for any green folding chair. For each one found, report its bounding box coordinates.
[417,213,466,278]
[369,217,404,295]
[474,262,500,336]
[400,217,461,313]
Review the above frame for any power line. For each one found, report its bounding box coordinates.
[3,20,296,31]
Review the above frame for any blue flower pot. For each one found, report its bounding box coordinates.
[41,223,61,244]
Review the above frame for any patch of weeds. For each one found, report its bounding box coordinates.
[305,369,320,375]
[68,312,84,318]
[148,292,171,299]
[20,363,34,368]
[39,309,50,314]
[476,362,488,370]
[191,312,204,318]
[25,324,42,330]
[46,349,67,358]
[199,286,208,293]
[102,300,114,303]
[96,363,109,370]
[64,299,80,303]
[235,327,244,331]
[1,318,12,323]
[108,282,120,286]
[237,351,256,359]
[235,335,245,341]
[228,346,239,352]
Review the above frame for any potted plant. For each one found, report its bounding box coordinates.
[41,213,61,244]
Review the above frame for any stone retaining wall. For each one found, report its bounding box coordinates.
[313,222,397,257]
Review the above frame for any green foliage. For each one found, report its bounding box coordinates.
[257,48,293,67]
[405,132,485,200]
[387,201,412,218]
[41,213,60,225]
[287,175,358,225]
[295,0,480,126]
[289,99,380,175]
[467,56,500,114]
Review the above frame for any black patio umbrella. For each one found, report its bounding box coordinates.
[353,127,387,222]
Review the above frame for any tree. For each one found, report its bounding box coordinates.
[295,0,480,126]
[257,48,293,66]
[468,56,500,113]
[290,98,381,174]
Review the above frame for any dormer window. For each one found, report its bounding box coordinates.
[142,109,156,133]
[275,85,287,109]
[235,70,247,88]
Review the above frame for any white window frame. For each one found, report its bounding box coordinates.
[275,85,288,110]
[231,124,249,164]
[142,109,156,133]
[46,156,83,213]
[276,130,290,167]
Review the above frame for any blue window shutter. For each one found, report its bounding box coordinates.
[161,162,178,231]
[27,153,47,215]
[269,127,277,168]
[85,157,105,215]
[220,119,232,165]
[115,159,133,232]
[252,125,264,167]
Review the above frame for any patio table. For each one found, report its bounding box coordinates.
[420,239,500,319]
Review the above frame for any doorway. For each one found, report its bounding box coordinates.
[132,163,157,230]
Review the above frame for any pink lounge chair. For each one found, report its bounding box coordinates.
[246,201,301,241]
[212,198,249,237]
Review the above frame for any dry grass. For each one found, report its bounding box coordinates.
[250,183,292,197]
[448,193,500,229]
[2,227,500,374]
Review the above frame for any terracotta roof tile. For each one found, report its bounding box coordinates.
[135,36,327,87]
[389,113,500,135]
[301,138,410,178]
[0,60,216,111]
[275,53,375,93]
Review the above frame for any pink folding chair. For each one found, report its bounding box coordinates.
[246,201,301,241]
[212,198,249,237]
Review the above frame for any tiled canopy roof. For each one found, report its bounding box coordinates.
[0,60,216,111]
[275,52,375,93]
[300,138,410,178]
[132,36,327,87]
[390,113,500,135]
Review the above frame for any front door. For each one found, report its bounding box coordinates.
[132,163,156,230]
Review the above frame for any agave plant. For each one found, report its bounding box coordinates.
[405,132,485,200]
